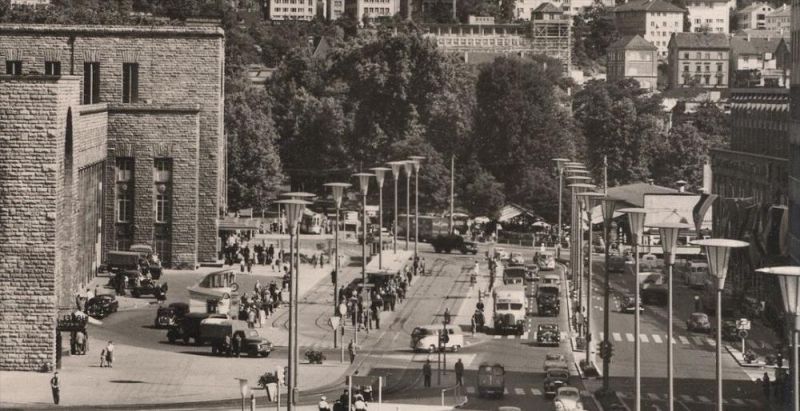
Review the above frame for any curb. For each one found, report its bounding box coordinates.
[724,344,774,368]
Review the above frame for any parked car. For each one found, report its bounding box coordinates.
[509,252,525,265]
[85,294,119,319]
[476,363,505,398]
[553,386,584,410]
[686,312,711,333]
[619,294,643,314]
[200,318,273,357]
[155,302,189,328]
[167,312,224,345]
[722,320,739,341]
[543,368,570,398]
[411,325,463,353]
[537,253,556,271]
[536,324,561,346]
[543,353,569,374]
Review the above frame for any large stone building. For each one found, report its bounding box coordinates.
[606,34,658,90]
[710,88,790,302]
[668,32,730,88]
[614,0,686,58]
[0,24,224,371]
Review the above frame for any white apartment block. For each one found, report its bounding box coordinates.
[9,0,50,4]
[515,0,613,19]
[266,0,318,20]
[736,2,773,30]
[766,4,791,31]
[687,0,731,33]
[345,0,399,23]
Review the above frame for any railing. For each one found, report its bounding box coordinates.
[441,385,468,407]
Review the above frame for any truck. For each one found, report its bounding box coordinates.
[537,284,560,316]
[682,260,708,289]
[502,266,526,286]
[476,363,505,398]
[640,273,668,305]
[430,234,478,254]
[492,285,527,335]
[397,215,468,243]
[199,318,273,357]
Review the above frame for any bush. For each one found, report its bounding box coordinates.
[258,372,279,389]
[305,350,326,364]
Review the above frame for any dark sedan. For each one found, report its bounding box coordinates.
[543,368,570,398]
[85,294,119,319]
[536,324,561,346]
[155,302,190,328]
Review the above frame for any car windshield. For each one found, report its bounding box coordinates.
[546,354,564,361]
[496,303,510,310]
[692,313,707,321]
[548,370,569,379]
[509,303,523,310]
[539,325,557,332]
[413,328,432,336]
[558,389,579,399]
[246,330,260,338]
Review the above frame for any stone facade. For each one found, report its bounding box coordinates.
[0,24,224,371]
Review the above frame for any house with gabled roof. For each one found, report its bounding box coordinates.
[614,0,686,58]
[668,32,731,88]
[607,34,659,90]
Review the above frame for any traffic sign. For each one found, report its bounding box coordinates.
[329,316,340,330]
[736,318,751,330]
[738,330,749,339]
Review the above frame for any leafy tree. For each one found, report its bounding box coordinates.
[649,123,708,189]
[572,6,618,68]
[457,157,506,218]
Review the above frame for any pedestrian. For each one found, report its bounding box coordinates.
[362,309,370,333]
[100,347,107,367]
[247,308,256,329]
[50,372,60,405]
[762,372,771,399]
[372,307,381,330]
[353,394,367,411]
[233,333,242,357]
[455,358,464,386]
[348,340,357,364]
[694,295,702,312]
[105,341,114,368]
[474,260,480,277]
[75,330,86,355]
[470,316,476,336]
[423,359,432,387]
[318,395,331,411]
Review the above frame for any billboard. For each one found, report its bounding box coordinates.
[642,193,713,231]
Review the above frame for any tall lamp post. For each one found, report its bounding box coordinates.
[756,266,800,411]
[618,207,649,411]
[370,167,390,269]
[691,238,749,411]
[577,191,605,366]
[408,156,425,270]
[352,173,373,285]
[567,179,594,314]
[649,222,690,411]
[324,182,351,348]
[274,198,310,410]
[388,161,405,254]
[403,161,413,251]
[552,158,570,259]
[600,197,617,393]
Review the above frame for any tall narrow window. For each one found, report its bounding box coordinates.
[115,158,134,223]
[83,62,100,104]
[154,159,172,223]
[45,61,61,75]
[122,63,139,103]
[6,60,21,75]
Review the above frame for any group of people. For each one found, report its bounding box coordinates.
[421,358,465,388]
[338,272,410,333]
[761,368,793,405]
[238,280,283,328]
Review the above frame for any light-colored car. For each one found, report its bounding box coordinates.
[686,312,711,333]
[554,386,584,410]
[495,248,510,260]
[538,253,556,271]
[543,353,569,374]
[619,294,643,314]
[411,325,463,353]
[510,252,525,265]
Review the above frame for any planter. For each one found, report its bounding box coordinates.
[305,350,326,364]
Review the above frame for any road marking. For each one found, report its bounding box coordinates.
[678,336,690,344]
[680,394,694,402]
[521,332,529,339]
[466,386,475,394]
[652,334,663,344]
[494,335,502,339]
[647,393,660,400]
[613,332,623,341]
[746,399,762,407]
[730,398,745,406]
[531,388,542,396]
[706,338,716,347]
[504,387,509,395]
[640,334,650,343]
[697,395,711,403]
[514,388,525,395]
[626,333,635,342]
[691,336,707,346]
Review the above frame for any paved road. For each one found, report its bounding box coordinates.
[585,256,776,410]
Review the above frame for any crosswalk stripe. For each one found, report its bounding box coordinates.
[503,387,509,395]
[697,395,711,403]
[613,332,622,341]
[494,335,502,339]
[626,333,635,342]
[692,336,706,345]
[706,338,716,347]
[647,393,660,400]
[514,388,525,395]
[680,394,694,402]
[730,398,745,405]
[652,334,663,343]
[679,336,690,344]
[466,386,475,394]
[640,334,650,343]
[531,388,542,396]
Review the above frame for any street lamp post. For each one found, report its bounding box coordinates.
[324,182,351,349]
[756,266,800,411]
[600,197,617,393]
[408,156,425,271]
[566,179,594,314]
[352,173,373,285]
[649,222,690,411]
[619,207,649,411]
[370,167,390,269]
[552,158,570,259]
[275,198,311,410]
[403,161,413,251]
[388,161,405,254]
[692,238,749,411]
[577,191,605,367]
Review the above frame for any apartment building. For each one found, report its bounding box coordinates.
[607,34,659,89]
[687,0,731,33]
[668,32,730,88]
[265,0,319,20]
[730,35,790,87]
[766,4,791,31]
[615,0,686,58]
[736,2,773,30]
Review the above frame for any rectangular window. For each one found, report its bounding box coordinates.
[154,159,172,223]
[45,61,61,75]
[115,158,134,223]
[83,62,100,104]
[6,60,21,75]
[122,63,139,103]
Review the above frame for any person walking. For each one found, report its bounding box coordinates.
[694,295,702,312]
[318,395,331,411]
[100,347,107,367]
[233,333,242,357]
[455,359,464,386]
[423,359,432,388]
[762,372,771,399]
[50,372,60,405]
[105,341,114,368]
[348,340,357,364]
[353,394,367,411]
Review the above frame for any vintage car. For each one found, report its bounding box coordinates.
[167,312,225,344]
[536,324,561,346]
[543,353,569,374]
[509,252,525,266]
[553,386,584,410]
[686,312,712,333]
[537,253,556,271]
[200,318,273,357]
[85,294,119,319]
[154,302,190,328]
[131,280,167,299]
[619,294,643,314]
[494,248,509,260]
[524,264,540,282]
[411,325,463,353]
[476,363,505,398]
[722,320,739,341]
[543,368,570,398]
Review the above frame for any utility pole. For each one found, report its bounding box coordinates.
[449,155,454,234]
[603,155,608,194]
